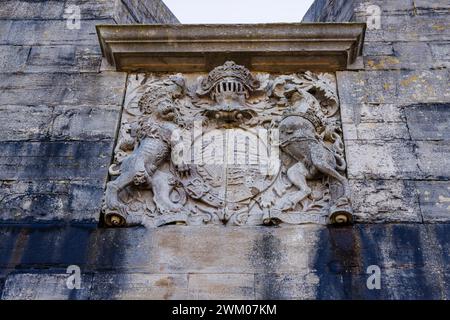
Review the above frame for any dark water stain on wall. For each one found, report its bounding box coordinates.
[85,226,132,299]
[1,223,450,299]
[0,227,30,292]
[0,222,133,299]
[249,230,283,299]
[313,224,450,299]
[313,225,365,299]
[0,227,28,272]
[387,224,432,299]
[0,223,93,299]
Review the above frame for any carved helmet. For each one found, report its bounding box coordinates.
[196,61,260,99]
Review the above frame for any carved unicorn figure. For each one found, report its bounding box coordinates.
[274,80,353,224]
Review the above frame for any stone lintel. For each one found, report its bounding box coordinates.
[96,23,366,72]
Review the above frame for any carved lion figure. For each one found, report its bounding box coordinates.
[103,75,186,227]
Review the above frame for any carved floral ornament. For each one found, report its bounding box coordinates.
[103,61,352,228]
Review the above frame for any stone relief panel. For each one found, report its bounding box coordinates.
[103,61,352,227]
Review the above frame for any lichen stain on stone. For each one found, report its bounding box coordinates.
[438,195,450,203]
[432,25,445,31]
[437,195,450,210]
[400,75,419,87]
[367,60,383,69]
[387,57,400,65]
[367,57,400,70]
[155,276,175,300]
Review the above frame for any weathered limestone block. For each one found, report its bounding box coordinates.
[368,70,449,104]
[112,2,138,24]
[336,71,367,106]
[430,42,450,64]
[414,0,450,10]
[341,103,405,124]
[0,45,30,73]
[0,1,66,20]
[0,105,53,141]
[255,273,319,299]
[0,180,69,221]
[415,141,450,179]
[52,105,121,141]
[0,141,113,181]
[342,122,410,141]
[340,103,408,140]
[0,1,178,25]
[364,42,394,56]
[0,179,104,222]
[1,273,92,300]
[381,268,440,299]
[69,0,124,20]
[0,72,127,106]
[345,140,420,179]
[88,226,323,274]
[416,181,450,222]
[360,0,415,12]
[365,42,437,70]
[396,70,450,104]
[1,45,102,74]
[392,42,436,68]
[405,104,450,141]
[121,0,179,23]
[302,0,355,22]
[0,21,12,43]
[188,274,255,300]
[337,70,450,105]
[3,20,111,46]
[67,181,108,221]
[350,179,421,223]
[359,14,450,42]
[89,273,187,300]
[96,23,364,73]
[365,71,400,103]
[25,45,102,73]
[303,0,450,24]
[341,103,406,125]
[0,226,96,271]
[0,104,120,142]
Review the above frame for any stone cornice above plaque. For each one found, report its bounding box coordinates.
[96,23,366,72]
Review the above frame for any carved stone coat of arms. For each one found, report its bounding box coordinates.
[102,61,352,227]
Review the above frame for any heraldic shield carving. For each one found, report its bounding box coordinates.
[102,61,353,227]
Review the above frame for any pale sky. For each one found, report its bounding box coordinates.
[163,0,315,24]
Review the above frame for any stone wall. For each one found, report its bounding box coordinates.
[303,0,356,22]
[1,0,450,300]
[305,0,450,224]
[0,0,178,224]
[1,224,449,299]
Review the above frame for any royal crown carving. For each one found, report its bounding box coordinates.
[103,61,352,227]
